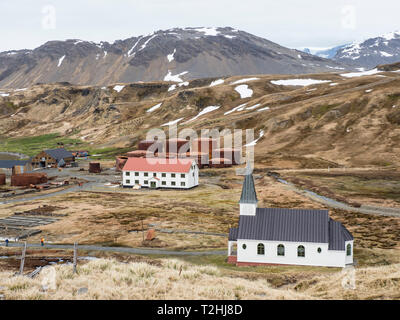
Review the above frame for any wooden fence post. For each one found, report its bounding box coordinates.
[73,242,78,274]
[19,242,27,275]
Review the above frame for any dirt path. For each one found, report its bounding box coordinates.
[276,178,400,217]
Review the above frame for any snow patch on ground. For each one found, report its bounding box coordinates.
[209,79,224,87]
[57,55,66,67]
[329,83,339,86]
[162,118,184,127]
[231,77,260,85]
[0,92,10,97]
[246,103,261,110]
[365,89,373,93]
[271,79,331,86]
[186,106,220,123]
[167,49,176,62]
[147,103,162,113]
[164,70,188,82]
[257,107,270,112]
[193,27,220,36]
[340,68,379,78]
[113,85,125,93]
[168,84,177,92]
[128,36,143,57]
[235,85,253,98]
[224,103,247,115]
[245,130,265,147]
[380,51,393,57]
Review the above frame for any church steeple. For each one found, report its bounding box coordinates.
[239,162,258,215]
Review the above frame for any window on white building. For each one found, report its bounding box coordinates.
[181,182,185,187]
[135,180,139,184]
[317,247,322,253]
[297,245,305,257]
[135,172,139,176]
[257,243,265,255]
[171,173,176,178]
[144,180,148,185]
[162,173,166,177]
[126,172,130,176]
[153,173,157,177]
[242,244,247,250]
[126,180,130,184]
[346,244,352,256]
[277,244,285,256]
[144,172,148,177]
[181,174,185,178]
[171,181,176,186]
[162,181,166,186]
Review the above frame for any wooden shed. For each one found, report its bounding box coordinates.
[31,148,75,168]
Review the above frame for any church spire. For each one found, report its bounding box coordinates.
[239,169,258,204]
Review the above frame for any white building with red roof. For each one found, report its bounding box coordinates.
[122,157,199,189]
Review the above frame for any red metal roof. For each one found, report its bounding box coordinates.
[122,157,194,173]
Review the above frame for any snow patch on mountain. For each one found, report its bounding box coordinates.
[162,117,184,127]
[164,70,188,82]
[210,79,225,87]
[113,85,125,92]
[186,105,220,123]
[340,68,379,78]
[57,55,66,67]
[231,77,260,85]
[147,103,162,113]
[167,49,176,62]
[270,79,331,86]
[235,85,253,98]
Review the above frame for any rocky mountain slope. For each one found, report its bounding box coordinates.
[1,64,400,167]
[334,31,400,69]
[0,27,350,89]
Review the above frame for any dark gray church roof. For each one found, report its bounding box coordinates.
[239,173,258,204]
[229,228,238,241]
[44,148,73,162]
[0,160,29,169]
[328,219,353,250]
[237,208,330,244]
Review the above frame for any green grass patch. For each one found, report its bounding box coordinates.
[0,133,82,156]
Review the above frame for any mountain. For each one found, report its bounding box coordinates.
[334,31,400,69]
[1,65,400,167]
[302,45,349,59]
[0,27,350,89]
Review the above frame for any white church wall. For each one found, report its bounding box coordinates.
[237,239,347,267]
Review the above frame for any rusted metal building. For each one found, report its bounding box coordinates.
[11,173,48,187]
[210,158,233,168]
[89,162,101,173]
[0,173,5,185]
[116,156,128,172]
[214,148,242,165]
[192,138,219,159]
[165,138,190,154]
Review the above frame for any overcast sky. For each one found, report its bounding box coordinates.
[0,0,399,52]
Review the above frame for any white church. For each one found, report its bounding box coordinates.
[228,167,354,268]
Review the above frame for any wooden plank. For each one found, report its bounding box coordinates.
[19,242,27,275]
[73,242,78,274]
